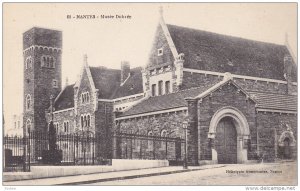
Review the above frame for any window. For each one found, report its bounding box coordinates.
[148,131,153,151]
[52,79,58,88]
[26,94,31,111]
[64,121,69,133]
[165,81,170,94]
[26,119,31,133]
[18,121,20,128]
[55,123,59,133]
[158,80,163,95]
[158,48,163,56]
[81,92,90,104]
[14,122,17,129]
[152,84,156,96]
[41,55,55,68]
[25,57,33,69]
[81,114,91,129]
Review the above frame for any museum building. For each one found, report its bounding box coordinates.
[23,10,297,165]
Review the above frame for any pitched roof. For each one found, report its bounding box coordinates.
[89,66,121,99]
[54,84,74,111]
[89,66,144,99]
[119,80,221,117]
[167,24,297,81]
[249,91,297,111]
[111,67,144,99]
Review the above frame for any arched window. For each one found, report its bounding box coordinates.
[26,119,31,133]
[46,57,50,67]
[50,57,54,68]
[87,115,90,127]
[84,115,87,127]
[81,116,84,129]
[64,121,69,133]
[148,131,153,151]
[26,94,31,110]
[86,93,90,102]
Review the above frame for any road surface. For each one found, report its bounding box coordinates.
[87,162,297,185]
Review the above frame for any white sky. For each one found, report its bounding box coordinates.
[3,3,297,126]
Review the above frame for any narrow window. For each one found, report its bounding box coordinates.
[26,119,31,133]
[87,115,90,127]
[26,94,31,110]
[158,48,163,56]
[152,84,156,96]
[158,81,163,95]
[165,81,170,94]
[81,116,84,128]
[52,79,58,88]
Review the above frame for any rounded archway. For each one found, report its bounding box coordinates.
[208,106,250,164]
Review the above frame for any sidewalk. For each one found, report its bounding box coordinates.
[3,164,225,186]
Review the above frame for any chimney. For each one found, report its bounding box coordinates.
[284,55,293,94]
[121,61,130,83]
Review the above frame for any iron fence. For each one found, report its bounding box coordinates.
[113,132,185,164]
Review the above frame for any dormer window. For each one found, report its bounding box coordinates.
[158,48,163,56]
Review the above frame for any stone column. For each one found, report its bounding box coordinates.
[185,98,199,166]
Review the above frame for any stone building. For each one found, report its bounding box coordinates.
[23,10,297,164]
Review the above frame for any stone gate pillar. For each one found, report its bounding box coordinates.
[185,98,199,166]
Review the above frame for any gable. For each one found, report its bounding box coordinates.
[167,24,297,81]
[146,24,175,69]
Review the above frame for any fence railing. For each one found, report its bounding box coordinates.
[113,132,185,163]
[3,130,186,172]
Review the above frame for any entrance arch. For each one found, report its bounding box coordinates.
[208,106,250,164]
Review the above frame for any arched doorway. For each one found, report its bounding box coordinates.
[208,106,250,164]
[215,117,237,164]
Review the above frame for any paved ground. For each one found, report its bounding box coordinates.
[87,162,297,186]
[3,165,224,186]
[4,162,296,186]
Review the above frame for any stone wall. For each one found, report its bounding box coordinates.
[256,112,297,161]
[115,111,188,161]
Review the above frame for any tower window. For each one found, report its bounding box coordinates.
[26,94,31,111]
[158,80,163,95]
[158,48,163,56]
[52,79,58,88]
[152,84,156,96]
[41,55,55,68]
[165,81,170,94]
[25,57,33,69]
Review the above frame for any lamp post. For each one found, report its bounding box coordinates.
[182,121,188,169]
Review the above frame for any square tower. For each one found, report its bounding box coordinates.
[23,27,62,134]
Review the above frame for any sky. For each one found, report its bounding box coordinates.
[3,3,297,127]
